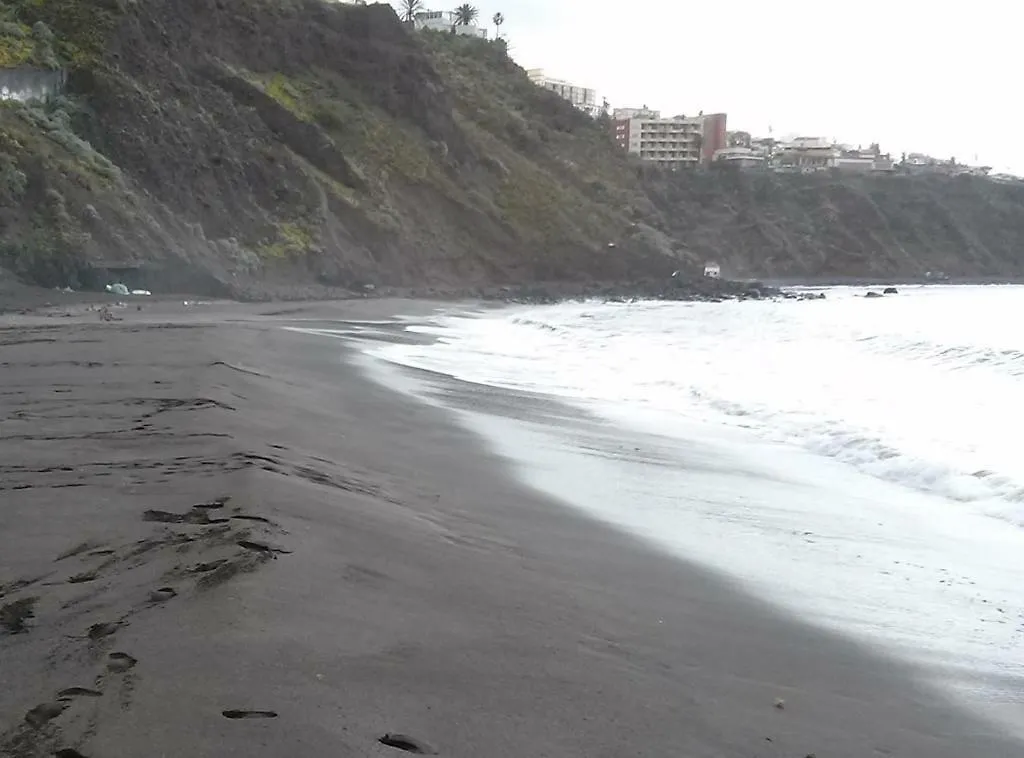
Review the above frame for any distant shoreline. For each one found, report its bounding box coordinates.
[4,273,1022,319]
[759,276,1024,288]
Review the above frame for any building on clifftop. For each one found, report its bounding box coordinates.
[413,10,488,38]
[527,69,601,118]
[611,108,727,168]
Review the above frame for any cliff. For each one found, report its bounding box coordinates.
[647,169,1024,280]
[1,0,1023,297]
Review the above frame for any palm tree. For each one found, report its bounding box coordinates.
[492,11,504,38]
[454,3,479,26]
[400,0,423,23]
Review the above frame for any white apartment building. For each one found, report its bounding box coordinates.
[527,69,601,118]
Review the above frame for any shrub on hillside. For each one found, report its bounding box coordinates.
[30,21,59,68]
[0,152,27,205]
[13,101,120,181]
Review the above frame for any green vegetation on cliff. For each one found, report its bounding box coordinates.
[0,0,1023,294]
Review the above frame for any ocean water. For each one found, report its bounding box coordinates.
[314,285,1024,733]
[373,286,1024,525]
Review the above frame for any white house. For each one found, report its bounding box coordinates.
[413,10,487,38]
[712,146,766,169]
[704,261,722,278]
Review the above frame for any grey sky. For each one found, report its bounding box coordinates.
[389,1,1020,173]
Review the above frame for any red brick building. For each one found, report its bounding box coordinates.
[700,113,728,164]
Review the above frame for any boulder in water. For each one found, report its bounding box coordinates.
[883,287,899,295]
[865,291,883,298]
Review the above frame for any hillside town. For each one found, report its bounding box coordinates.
[395,2,1015,183]
[536,78,1003,180]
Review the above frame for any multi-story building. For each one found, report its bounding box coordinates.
[611,109,727,168]
[528,69,601,118]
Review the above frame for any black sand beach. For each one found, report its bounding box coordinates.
[1,300,1021,757]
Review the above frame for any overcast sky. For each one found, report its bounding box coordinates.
[389,1,1021,173]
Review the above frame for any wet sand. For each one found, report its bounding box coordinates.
[1,300,1021,757]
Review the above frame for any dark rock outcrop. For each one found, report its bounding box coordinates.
[484,274,781,305]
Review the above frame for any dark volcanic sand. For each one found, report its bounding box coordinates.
[1,300,1021,757]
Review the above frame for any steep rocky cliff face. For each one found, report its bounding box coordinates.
[0,0,670,295]
[0,0,1022,296]
[648,169,1024,280]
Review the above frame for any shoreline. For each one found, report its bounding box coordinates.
[356,323,1024,735]
[4,275,1021,321]
[761,275,1024,287]
[1,302,1021,757]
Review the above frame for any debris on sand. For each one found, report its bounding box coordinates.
[0,596,38,634]
[222,710,278,719]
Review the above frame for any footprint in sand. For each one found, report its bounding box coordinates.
[143,508,215,525]
[378,734,438,754]
[222,710,278,719]
[147,587,177,603]
[230,514,273,524]
[236,540,291,556]
[24,702,66,729]
[106,652,137,672]
[67,569,99,584]
[87,622,120,640]
[57,687,103,700]
[193,496,231,510]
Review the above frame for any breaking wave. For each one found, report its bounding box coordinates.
[372,285,1024,526]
